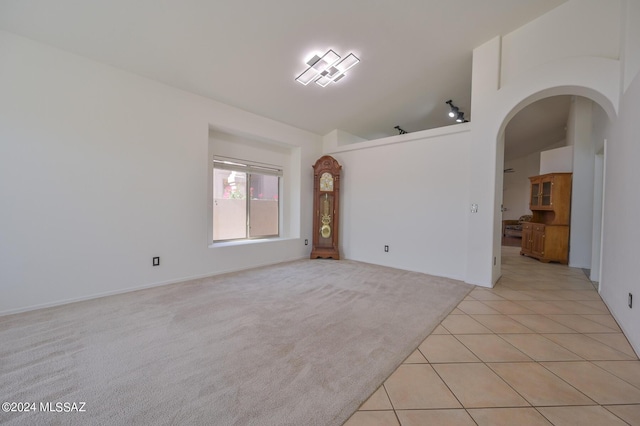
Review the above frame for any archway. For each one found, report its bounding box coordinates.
[465,56,619,287]
[496,91,613,283]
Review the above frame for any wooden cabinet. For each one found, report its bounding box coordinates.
[521,222,570,264]
[521,173,572,264]
[528,173,572,223]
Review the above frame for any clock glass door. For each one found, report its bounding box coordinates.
[318,192,334,247]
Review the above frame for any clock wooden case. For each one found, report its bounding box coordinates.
[311,155,342,259]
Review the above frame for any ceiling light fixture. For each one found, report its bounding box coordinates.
[446,100,468,123]
[445,99,459,118]
[295,50,360,87]
[394,125,408,135]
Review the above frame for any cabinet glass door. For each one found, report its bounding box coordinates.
[541,181,552,206]
[530,183,540,206]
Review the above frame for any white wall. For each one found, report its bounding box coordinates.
[590,149,604,283]
[600,0,640,356]
[502,153,541,220]
[501,0,621,88]
[466,36,503,285]
[539,146,573,175]
[622,0,640,92]
[324,126,471,280]
[567,97,595,268]
[323,129,368,151]
[601,69,640,356]
[0,31,321,314]
[589,104,611,282]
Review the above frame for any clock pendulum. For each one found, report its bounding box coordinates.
[320,193,331,239]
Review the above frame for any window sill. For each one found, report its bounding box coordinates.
[209,237,296,249]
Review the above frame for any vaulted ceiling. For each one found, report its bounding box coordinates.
[505,96,572,162]
[0,0,566,141]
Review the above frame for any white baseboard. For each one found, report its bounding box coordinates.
[0,256,306,317]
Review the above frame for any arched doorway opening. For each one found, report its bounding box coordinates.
[497,92,613,285]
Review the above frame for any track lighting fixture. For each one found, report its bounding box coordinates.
[446,100,458,118]
[455,111,467,123]
[446,100,468,123]
[394,125,408,135]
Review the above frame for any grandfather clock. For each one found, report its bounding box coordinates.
[311,155,341,259]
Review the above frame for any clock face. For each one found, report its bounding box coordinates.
[320,172,334,191]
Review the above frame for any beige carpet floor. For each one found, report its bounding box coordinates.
[0,259,472,425]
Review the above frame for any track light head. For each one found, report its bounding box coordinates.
[446,99,459,118]
[446,99,467,123]
[394,125,408,135]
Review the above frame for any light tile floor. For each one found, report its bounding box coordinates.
[344,247,640,426]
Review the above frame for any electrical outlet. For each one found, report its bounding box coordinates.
[629,293,633,309]
[305,239,308,246]
[471,203,478,213]
[153,257,160,266]
[384,245,389,252]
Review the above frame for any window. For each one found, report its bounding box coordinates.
[212,158,281,241]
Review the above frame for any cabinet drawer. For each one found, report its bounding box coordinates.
[522,222,544,232]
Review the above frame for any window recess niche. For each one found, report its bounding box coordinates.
[208,128,296,244]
